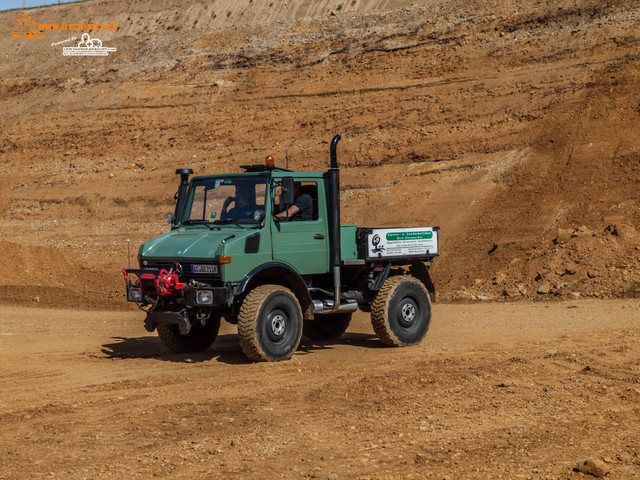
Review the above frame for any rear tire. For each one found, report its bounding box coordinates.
[303,313,352,341]
[238,285,303,362]
[371,276,431,346]
[157,316,221,353]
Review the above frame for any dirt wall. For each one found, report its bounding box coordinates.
[1,0,640,308]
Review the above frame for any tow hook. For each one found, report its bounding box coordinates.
[196,309,210,325]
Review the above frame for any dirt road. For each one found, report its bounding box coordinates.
[1,300,639,479]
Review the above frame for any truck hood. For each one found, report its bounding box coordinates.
[139,226,253,260]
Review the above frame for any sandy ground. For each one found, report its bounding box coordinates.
[1,300,639,479]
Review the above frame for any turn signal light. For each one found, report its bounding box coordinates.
[218,256,231,264]
[265,155,275,170]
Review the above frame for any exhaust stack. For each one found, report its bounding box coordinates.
[323,134,356,314]
[172,168,193,229]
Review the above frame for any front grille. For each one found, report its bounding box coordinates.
[143,261,224,287]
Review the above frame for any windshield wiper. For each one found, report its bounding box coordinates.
[181,219,220,230]
[215,219,246,229]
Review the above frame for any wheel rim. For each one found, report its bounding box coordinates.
[397,297,419,328]
[266,308,288,342]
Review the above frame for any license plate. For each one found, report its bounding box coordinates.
[190,264,218,274]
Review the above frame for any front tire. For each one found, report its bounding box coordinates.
[303,313,352,341]
[157,316,221,353]
[371,276,431,346]
[238,285,303,362]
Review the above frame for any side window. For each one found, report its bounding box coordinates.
[272,180,318,221]
[299,181,318,221]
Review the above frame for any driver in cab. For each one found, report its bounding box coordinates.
[273,183,313,222]
[221,189,255,220]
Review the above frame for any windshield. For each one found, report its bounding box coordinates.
[184,176,267,225]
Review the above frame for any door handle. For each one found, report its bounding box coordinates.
[314,234,325,240]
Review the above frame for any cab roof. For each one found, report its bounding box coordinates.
[239,164,294,172]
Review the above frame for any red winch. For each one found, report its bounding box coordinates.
[154,269,186,296]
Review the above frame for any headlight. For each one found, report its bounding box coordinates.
[195,290,214,305]
[127,287,143,302]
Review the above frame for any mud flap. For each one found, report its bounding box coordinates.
[409,260,436,302]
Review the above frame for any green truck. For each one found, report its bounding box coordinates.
[123,135,439,361]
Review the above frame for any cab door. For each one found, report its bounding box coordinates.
[271,180,329,275]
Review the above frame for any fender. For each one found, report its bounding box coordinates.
[234,262,312,310]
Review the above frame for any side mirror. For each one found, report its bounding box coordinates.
[164,212,175,224]
[253,209,266,222]
[282,177,295,205]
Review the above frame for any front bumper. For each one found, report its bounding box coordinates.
[123,268,228,308]
[184,285,228,308]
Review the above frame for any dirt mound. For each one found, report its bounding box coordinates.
[1,0,639,308]
[460,223,640,301]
